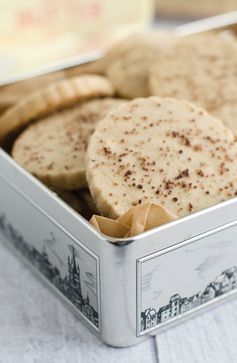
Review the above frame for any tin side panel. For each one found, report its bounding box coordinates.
[137,222,237,336]
[0,174,101,332]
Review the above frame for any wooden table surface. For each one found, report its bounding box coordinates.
[1,238,237,363]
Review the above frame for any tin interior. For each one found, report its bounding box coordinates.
[1,12,237,245]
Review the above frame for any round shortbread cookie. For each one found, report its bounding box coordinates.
[12,98,127,190]
[0,74,114,142]
[0,71,65,113]
[106,47,160,99]
[149,34,237,136]
[104,31,175,99]
[86,97,237,218]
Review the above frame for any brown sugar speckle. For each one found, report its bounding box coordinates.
[188,203,193,211]
[196,169,204,177]
[175,169,190,180]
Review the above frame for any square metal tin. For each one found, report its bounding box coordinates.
[1,12,237,347]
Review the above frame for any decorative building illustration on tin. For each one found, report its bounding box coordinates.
[141,267,237,332]
[0,213,99,329]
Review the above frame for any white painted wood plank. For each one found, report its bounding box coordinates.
[0,240,156,363]
[156,298,237,363]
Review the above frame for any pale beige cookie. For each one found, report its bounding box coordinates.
[106,47,160,99]
[149,34,237,136]
[86,97,237,218]
[12,98,127,190]
[104,31,176,99]
[0,71,65,113]
[0,74,114,142]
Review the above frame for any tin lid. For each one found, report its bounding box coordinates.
[0,0,154,85]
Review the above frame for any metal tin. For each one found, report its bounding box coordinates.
[1,13,237,348]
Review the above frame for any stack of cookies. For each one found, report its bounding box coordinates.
[0,74,127,220]
[1,30,237,235]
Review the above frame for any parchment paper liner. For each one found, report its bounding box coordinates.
[90,203,177,239]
